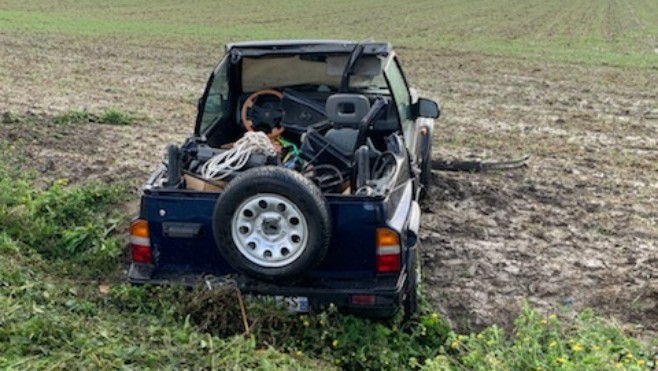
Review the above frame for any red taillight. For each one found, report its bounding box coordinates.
[131,245,152,264]
[130,219,152,264]
[377,254,401,273]
[376,227,401,273]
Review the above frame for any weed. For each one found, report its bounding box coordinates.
[177,287,657,370]
[53,108,137,126]
[0,152,127,277]
[0,155,319,370]
[423,303,656,370]
[181,286,453,370]
[99,108,135,125]
[52,109,96,125]
[1,111,36,125]
[0,280,319,369]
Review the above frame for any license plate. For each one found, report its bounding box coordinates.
[275,296,309,313]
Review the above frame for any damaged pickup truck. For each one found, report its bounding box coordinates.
[128,40,440,317]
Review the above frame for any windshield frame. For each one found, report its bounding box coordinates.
[195,56,231,136]
[195,47,396,136]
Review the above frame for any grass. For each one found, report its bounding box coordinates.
[425,306,656,370]
[0,146,655,369]
[1,111,36,125]
[0,0,656,67]
[0,157,127,277]
[53,108,137,125]
[0,148,322,369]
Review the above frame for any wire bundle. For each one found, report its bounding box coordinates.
[200,131,277,180]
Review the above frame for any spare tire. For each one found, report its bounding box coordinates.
[212,166,331,281]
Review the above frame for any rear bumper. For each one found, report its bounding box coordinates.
[128,262,408,317]
[238,273,408,317]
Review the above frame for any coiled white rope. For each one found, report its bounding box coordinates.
[201,131,277,180]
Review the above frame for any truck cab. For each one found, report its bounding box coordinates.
[128,40,440,317]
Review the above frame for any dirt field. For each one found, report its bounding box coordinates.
[409,53,658,337]
[1,24,656,342]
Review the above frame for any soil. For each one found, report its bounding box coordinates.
[1,33,656,338]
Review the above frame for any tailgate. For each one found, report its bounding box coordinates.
[140,191,385,279]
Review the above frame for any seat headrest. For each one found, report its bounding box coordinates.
[325,94,370,125]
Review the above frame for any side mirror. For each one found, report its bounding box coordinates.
[415,98,440,119]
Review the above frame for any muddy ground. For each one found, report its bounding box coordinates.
[1,33,656,338]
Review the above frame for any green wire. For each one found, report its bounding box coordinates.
[278,137,303,167]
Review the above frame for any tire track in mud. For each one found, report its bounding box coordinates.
[420,169,657,336]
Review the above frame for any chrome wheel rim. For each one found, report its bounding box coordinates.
[231,193,309,268]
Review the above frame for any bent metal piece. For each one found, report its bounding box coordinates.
[241,89,285,138]
[431,154,532,172]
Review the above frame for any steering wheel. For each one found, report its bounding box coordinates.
[241,89,285,138]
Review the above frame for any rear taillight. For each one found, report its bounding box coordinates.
[376,227,401,273]
[130,219,152,264]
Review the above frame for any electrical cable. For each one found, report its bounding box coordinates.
[278,137,304,169]
[200,131,277,180]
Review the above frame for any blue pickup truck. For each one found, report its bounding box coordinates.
[128,40,440,317]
